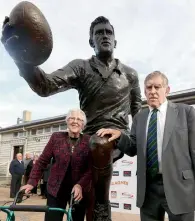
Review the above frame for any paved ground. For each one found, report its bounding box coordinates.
[0,187,170,221]
[0,187,142,221]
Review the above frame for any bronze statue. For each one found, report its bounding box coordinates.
[1,15,142,221]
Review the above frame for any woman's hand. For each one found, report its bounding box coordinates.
[72,184,83,201]
[20,184,34,194]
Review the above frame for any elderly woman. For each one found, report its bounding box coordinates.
[22,109,92,221]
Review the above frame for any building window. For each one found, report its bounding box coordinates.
[37,128,44,134]
[45,126,51,133]
[60,124,66,131]
[13,132,18,137]
[52,125,59,132]
[18,131,26,137]
[31,129,36,135]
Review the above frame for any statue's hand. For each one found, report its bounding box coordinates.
[96,128,121,142]
[1,16,24,62]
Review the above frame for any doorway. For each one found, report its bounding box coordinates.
[13,145,24,159]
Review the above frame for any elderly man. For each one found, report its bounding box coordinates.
[9,153,24,200]
[97,71,195,221]
[21,108,92,221]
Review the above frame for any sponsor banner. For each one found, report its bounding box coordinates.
[123,203,132,210]
[110,202,119,208]
[109,152,139,214]
[110,191,117,199]
[111,181,128,186]
[109,117,139,213]
[113,171,119,176]
[123,171,131,177]
[121,192,134,199]
[121,159,134,167]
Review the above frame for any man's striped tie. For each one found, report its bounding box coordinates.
[146,109,159,178]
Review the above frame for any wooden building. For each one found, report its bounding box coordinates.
[0,111,66,177]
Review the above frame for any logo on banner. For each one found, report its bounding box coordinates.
[123,203,131,210]
[121,160,133,166]
[123,171,131,177]
[113,171,119,176]
[121,192,134,199]
[111,181,128,185]
[111,191,117,198]
[111,202,119,208]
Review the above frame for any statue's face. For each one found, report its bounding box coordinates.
[91,23,115,56]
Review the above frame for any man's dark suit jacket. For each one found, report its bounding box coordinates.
[28,132,92,197]
[9,159,24,175]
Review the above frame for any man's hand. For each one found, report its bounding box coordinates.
[20,184,34,194]
[72,184,83,201]
[96,128,122,142]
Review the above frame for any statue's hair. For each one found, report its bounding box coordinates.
[89,16,114,40]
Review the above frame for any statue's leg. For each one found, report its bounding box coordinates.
[89,134,115,221]
[85,187,95,221]
[93,163,113,221]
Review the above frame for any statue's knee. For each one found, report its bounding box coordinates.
[89,134,115,168]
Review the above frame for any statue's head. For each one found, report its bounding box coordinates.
[89,16,117,57]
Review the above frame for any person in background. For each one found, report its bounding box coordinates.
[40,161,52,199]
[25,154,39,194]
[21,109,92,221]
[23,152,32,184]
[9,153,24,202]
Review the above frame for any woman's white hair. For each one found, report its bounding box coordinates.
[65,108,87,126]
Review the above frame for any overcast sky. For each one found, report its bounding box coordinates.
[1,0,195,127]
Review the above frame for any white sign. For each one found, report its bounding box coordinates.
[109,116,139,214]
[109,154,139,214]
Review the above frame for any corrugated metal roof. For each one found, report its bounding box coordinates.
[169,88,195,95]
[0,114,67,132]
[141,88,195,101]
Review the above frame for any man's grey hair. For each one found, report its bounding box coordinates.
[144,71,169,86]
[65,108,87,126]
